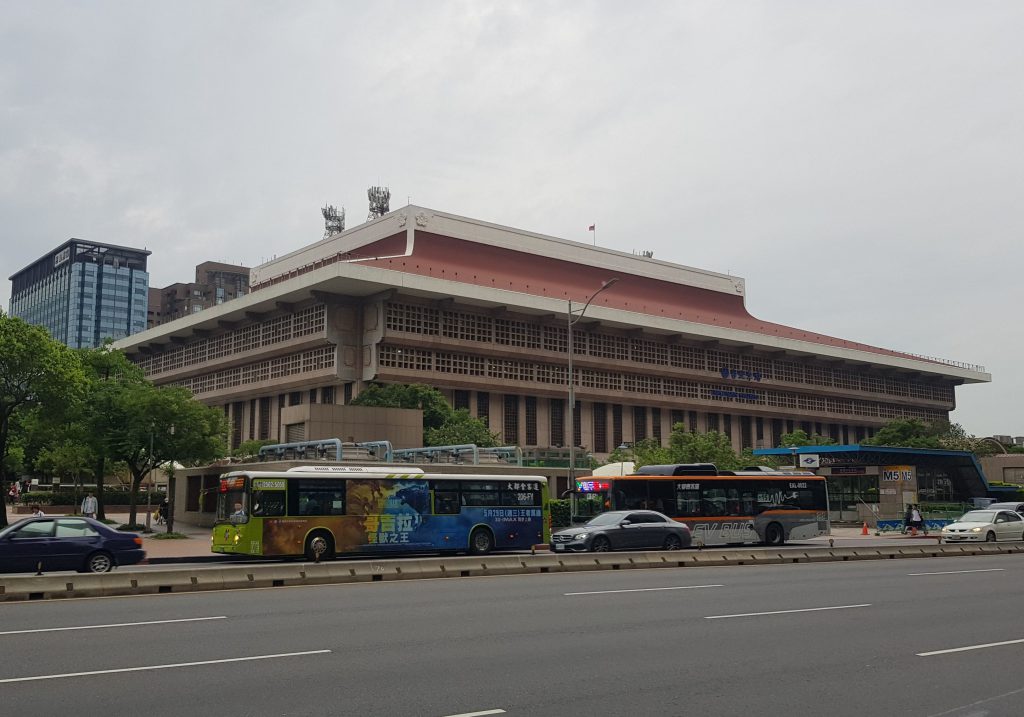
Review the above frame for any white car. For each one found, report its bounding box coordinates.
[941,510,1024,543]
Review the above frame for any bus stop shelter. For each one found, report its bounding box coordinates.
[752,445,991,524]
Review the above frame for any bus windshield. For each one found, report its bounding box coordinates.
[216,477,248,524]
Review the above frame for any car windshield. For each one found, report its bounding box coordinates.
[585,513,626,526]
[959,511,996,523]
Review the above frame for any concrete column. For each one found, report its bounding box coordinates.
[580,401,594,452]
[536,397,551,448]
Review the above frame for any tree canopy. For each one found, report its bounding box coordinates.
[0,312,88,526]
[351,383,496,447]
[105,382,227,525]
[617,423,765,471]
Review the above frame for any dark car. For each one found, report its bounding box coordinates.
[551,510,692,552]
[0,516,146,574]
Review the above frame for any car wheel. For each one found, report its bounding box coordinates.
[986,531,996,543]
[85,551,114,573]
[764,522,785,546]
[468,527,494,555]
[662,534,682,551]
[304,531,335,562]
[591,536,611,552]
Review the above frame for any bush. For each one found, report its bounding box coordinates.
[150,532,190,540]
[117,523,150,533]
[549,499,570,528]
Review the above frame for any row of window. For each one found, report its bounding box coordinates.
[609,480,826,517]
[378,345,948,424]
[135,304,327,376]
[171,347,336,396]
[244,479,543,518]
[384,302,956,403]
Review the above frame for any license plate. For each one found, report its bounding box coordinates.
[554,544,565,551]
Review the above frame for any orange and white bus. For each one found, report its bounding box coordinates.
[571,463,829,546]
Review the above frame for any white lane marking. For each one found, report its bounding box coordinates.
[441,711,506,717]
[0,616,227,636]
[705,604,871,619]
[918,638,1024,657]
[565,584,723,596]
[908,568,1005,576]
[924,684,1024,717]
[0,649,331,683]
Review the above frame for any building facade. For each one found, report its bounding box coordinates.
[10,239,150,348]
[113,206,990,467]
[147,261,249,328]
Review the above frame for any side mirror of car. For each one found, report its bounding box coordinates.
[619,520,631,527]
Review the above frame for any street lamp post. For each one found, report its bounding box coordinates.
[146,425,153,532]
[567,278,620,503]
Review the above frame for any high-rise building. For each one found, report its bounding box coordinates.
[9,239,150,348]
[147,261,249,328]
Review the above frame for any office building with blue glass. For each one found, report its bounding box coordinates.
[9,239,150,348]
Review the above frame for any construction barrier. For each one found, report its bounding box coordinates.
[3,542,1024,602]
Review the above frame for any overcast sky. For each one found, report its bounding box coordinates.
[1,1,1021,436]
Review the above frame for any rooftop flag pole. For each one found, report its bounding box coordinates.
[588,223,596,245]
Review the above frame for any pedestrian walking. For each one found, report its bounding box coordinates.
[157,498,169,525]
[81,493,98,519]
[31,505,45,517]
[911,504,928,535]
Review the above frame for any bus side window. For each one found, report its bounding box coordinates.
[430,480,461,515]
[741,489,756,516]
[702,487,727,516]
[726,487,742,516]
[462,482,501,506]
[675,486,702,517]
[433,492,459,514]
[252,490,285,517]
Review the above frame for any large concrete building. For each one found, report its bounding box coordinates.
[147,261,250,328]
[113,206,990,481]
[10,239,150,348]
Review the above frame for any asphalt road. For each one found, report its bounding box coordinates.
[3,553,1023,716]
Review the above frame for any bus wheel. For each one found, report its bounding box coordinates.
[305,531,335,562]
[662,535,682,551]
[764,523,785,546]
[469,527,494,555]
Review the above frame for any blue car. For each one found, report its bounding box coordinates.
[0,516,146,573]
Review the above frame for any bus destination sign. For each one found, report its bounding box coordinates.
[576,480,611,493]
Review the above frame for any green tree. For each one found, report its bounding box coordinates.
[777,430,837,448]
[350,383,453,430]
[621,423,760,471]
[106,383,227,526]
[861,419,945,449]
[77,343,147,519]
[0,312,87,527]
[34,436,95,509]
[233,439,275,459]
[424,409,499,447]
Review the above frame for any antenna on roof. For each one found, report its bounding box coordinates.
[367,186,390,220]
[322,204,345,239]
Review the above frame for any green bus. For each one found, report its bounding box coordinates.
[211,466,550,559]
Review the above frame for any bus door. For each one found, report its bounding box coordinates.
[571,479,612,523]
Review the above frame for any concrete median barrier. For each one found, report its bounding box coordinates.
[4,541,1024,602]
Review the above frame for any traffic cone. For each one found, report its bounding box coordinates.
[861,522,868,536]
